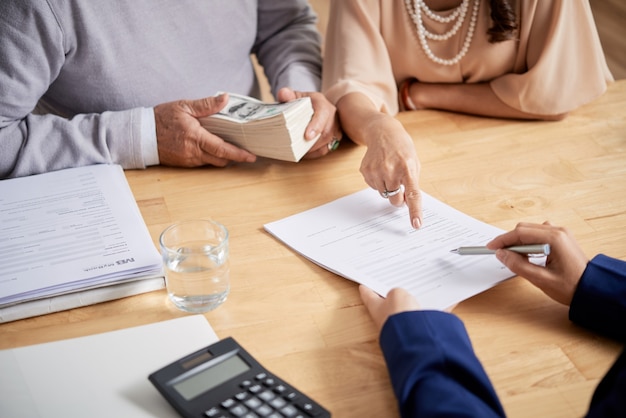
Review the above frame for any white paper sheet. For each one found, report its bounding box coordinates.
[0,315,218,418]
[0,164,162,307]
[264,189,515,309]
[0,275,165,323]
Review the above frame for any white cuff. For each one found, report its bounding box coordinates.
[140,107,159,166]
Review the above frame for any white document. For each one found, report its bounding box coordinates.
[0,275,165,323]
[264,189,515,309]
[0,164,163,307]
[0,315,219,418]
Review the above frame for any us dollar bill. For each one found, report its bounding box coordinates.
[213,92,305,122]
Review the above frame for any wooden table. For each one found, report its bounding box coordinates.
[1,80,625,417]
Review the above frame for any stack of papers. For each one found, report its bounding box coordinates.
[264,189,516,310]
[0,164,164,322]
[199,93,319,162]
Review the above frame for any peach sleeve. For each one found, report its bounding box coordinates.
[490,0,613,115]
[322,0,399,114]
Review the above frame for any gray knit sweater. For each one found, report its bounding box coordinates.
[0,0,322,178]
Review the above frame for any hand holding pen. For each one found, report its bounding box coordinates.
[484,222,589,306]
[450,244,550,256]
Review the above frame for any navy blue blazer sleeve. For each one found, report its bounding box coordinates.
[568,254,626,416]
[569,254,626,342]
[379,310,506,418]
[378,254,626,417]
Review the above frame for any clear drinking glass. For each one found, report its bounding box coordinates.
[159,220,230,313]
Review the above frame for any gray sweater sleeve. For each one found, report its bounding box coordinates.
[254,0,323,95]
[0,2,145,179]
[0,1,323,179]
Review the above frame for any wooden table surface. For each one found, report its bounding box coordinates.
[1,80,625,418]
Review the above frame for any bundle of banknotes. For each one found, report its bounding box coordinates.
[200,93,319,162]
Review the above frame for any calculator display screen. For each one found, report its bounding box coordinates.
[172,354,250,401]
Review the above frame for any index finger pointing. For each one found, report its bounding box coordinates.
[404,184,423,229]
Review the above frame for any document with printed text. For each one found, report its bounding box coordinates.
[264,189,515,309]
[0,164,163,309]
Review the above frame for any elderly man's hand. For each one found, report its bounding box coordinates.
[155,94,257,168]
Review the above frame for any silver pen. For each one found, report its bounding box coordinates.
[450,244,550,256]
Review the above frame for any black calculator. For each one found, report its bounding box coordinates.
[149,337,331,418]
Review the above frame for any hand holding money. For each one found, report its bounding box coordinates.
[200,92,327,162]
[154,94,257,168]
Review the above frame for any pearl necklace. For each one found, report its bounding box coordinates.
[405,0,480,66]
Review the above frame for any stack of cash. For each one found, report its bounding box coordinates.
[199,93,319,162]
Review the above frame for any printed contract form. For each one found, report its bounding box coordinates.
[265,189,517,309]
[0,164,163,321]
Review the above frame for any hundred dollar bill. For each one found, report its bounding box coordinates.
[213,92,306,123]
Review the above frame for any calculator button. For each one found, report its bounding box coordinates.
[295,400,324,416]
[242,413,259,418]
[244,397,263,409]
[204,407,222,417]
[280,404,298,417]
[274,384,286,394]
[267,413,283,418]
[241,380,253,388]
[269,397,287,409]
[258,390,276,402]
[249,384,263,394]
[285,391,298,401]
[255,372,267,380]
[230,404,249,417]
[221,398,237,409]
[264,378,276,386]
[235,391,249,401]
[256,404,274,417]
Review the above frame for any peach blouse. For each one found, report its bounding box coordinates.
[322,0,613,116]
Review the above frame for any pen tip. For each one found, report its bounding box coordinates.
[450,249,458,254]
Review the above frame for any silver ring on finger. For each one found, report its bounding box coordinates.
[380,187,402,199]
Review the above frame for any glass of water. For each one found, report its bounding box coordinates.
[159,220,230,313]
